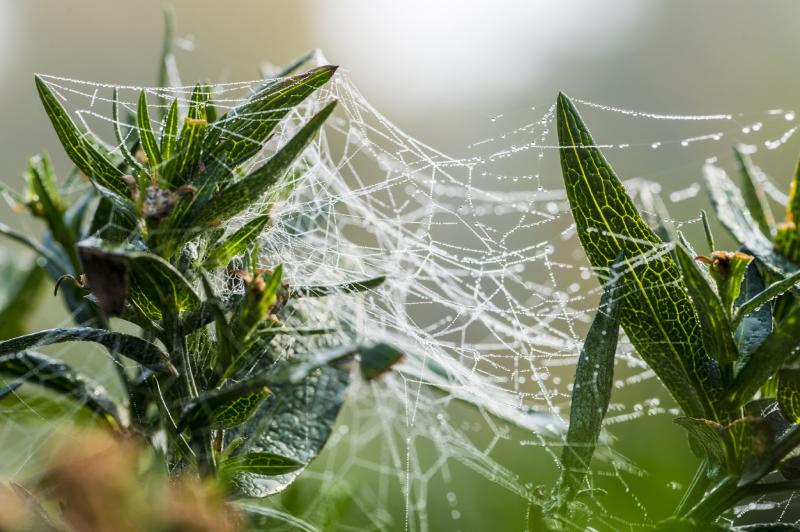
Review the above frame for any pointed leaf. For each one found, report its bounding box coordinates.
[0,327,174,374]
[675,245,738,366]
[734,268,800,325]
[193,101,336,228]
[675,417,726,466]
[559,272,621,499]
[705,250,753,319]
[291,275,386,298]
[137,90,161,178]
[734,146,775,237]
[723,417,774,475]
[34,76,128,197]
[734,259,773,366]
[203,214,270,269]
[201,66,337,190]
[777,369,800,423]
[0,350,124,430]
[220,452,303,476]
[112,88,146,174]
[557,93,714,418]
[159,98,180,181]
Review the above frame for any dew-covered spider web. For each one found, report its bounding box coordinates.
[5,53,800,530]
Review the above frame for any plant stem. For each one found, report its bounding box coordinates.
[674,459,710,517]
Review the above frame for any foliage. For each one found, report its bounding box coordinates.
[0,14,404,521]
[542,93,800,530]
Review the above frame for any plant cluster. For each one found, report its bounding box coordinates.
[0,16,402,527]
[535,93,800,530]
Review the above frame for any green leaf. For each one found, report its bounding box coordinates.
[261,49,318,79]
[556,92,715,419]
[0,221,69,272]
[0,382,21,401]
[0,327,175,375]
[34,76,128,197]
[705,250,753,319]
[777,369,800,423]
[137,90,162,178]
[112,88,146,174]
[177,376,271,431]
[734,146,775,237]
[724,417,774,475]
[675,245,738,367]
[291,275,386,298]
[559,271,621,499]
[203,214,270,269]
[192,101,336,228]
[168,89,208,186]
[228,357,350,497]
[220,452,303,476]
[733,260,773,366]
[158,7,181,99]
[0,350,124,430]
[726,303,800,407]
[733,268,800,326]
[159,98,180,179]
[359,342,403,381]
[675,417,726,467]
[200,66,337,192]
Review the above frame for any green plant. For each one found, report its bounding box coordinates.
[535,93,800,529]
[0,15,403,516]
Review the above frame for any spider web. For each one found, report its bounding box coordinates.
[3,54,800,530]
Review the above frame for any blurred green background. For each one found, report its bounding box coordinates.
[2,1,800,530]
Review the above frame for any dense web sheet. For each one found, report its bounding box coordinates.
[5,56,800,530]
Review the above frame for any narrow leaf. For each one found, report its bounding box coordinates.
[34,76,128,197]
[734,268,800,326]
[160,98,180,177]
[112,88,146,174]
[203,214,270,269]
[0,327,175,375]
[193,101,336,227]
[291,275,386,298]
[220,452,303,476]
[0,350,124,430]
[137,90,162,177]
[734,259,773,367]
[734,146,775,237]
[559,272,621,499]
[557,93,715,419]
[0,382,21,401]
[675,245,739,366]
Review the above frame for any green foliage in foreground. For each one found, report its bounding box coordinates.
[538,93,800,530]
[0,14,404,525]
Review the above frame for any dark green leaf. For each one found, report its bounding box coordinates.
[192,101,336,228]
[556,93,715,419]
[220,452,303,476]
[169,98,207,185]
[734,146,775,238]
[777,369,800,423]
[159,98,180,181]
[35,76,128,197]
[112,88,146,174]
[0,350,124,430]
[778,455,800,480]
[359,342,403,381]
[203,214,270,269]
[674,417,726,467]
[0,327,175,374]
[675,245,738,366]
[725,417,774,476]
[178,375,271,431]
[0,258,45,340]
[200,66,337,193]
[734,260,773,366]
[727,302,800,407]
[291,275,386,298]
[559,272,621,499]
[137,90,162,178]
[733,268,800,326]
